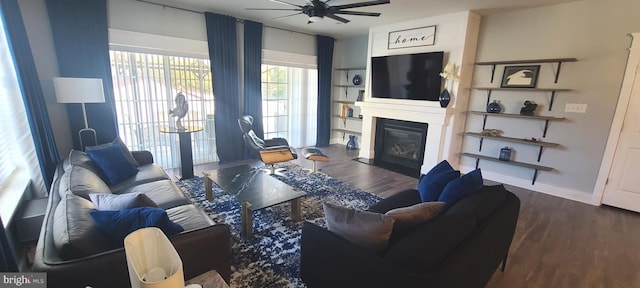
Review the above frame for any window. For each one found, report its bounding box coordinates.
[0,15,44,221]
[109,50,217,169]
[261,64,318,147]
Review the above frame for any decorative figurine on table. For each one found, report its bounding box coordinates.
[169,92,189,131]
[519,100,537,116]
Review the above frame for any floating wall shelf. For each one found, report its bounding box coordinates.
[461,152,552,185]
[476,58,578,83]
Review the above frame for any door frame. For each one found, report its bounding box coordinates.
[592,32,640,205]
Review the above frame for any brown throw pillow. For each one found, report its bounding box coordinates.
[323,202,395,252]
[385,202,444,232]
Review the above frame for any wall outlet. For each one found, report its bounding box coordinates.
[565,103,587,113]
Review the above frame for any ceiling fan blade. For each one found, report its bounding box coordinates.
[333,10,381,17]
[331,0,390,10]
[325,13,350,23]
[272,12,304,20]
[270,0,305,8]
[245,8,302,11]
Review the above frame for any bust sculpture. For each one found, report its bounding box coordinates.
[519,100,537,116]
[169,92,189,130]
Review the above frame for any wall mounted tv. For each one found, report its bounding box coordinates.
[370,51,444,101]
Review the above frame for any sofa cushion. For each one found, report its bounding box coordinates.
[445,184,509,223]
[384,213,477,273]
[115,180,191,209]
[60,165,112,199]
[64,150,103,176]
[89,193,159,210]
[323,202,395,252]
[166,204,215,232]
[418,160,460,202]
[86,137,140,167]
[90,207,184,246]
[109,164,170,193]
[385,201,444,232]
[438,169,484,212]
[53,194,112,260]
[86,144,139,186]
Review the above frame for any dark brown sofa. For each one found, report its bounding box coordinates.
[300,184,520,288]
[32,150,231,288]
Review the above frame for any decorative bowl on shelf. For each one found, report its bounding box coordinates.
[352,74,362,85]
[486,100,501,113]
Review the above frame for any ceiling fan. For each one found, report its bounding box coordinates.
[247,0,391,24]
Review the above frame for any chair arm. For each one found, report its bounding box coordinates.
[367,189,422,214]
[300,222,438,288]
[264,138,290,147]
[131,150,154,165]
[171,224,232,284]
[261,145,294,152]
[33,224,231,288]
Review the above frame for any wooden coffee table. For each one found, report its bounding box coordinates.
[203,165,306,238]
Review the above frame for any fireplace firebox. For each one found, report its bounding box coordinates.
[374,118,427,178]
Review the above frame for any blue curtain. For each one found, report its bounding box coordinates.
[46,0,118,148]
[243,20,264,141]
[205,12,243,163]
[315,35,335,147]
[0,216,18,272]
[1,0,60,191]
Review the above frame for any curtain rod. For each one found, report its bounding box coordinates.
[133,0,318,37]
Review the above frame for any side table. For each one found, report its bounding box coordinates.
[159,126,203,179]
[185,270,229,288]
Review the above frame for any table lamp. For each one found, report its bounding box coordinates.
[124,227,185,288]
[53,77,105,150]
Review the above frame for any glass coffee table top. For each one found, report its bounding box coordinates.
[204,164,306,211]
[203,165,306,238]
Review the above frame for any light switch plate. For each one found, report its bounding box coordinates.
[565,103,587,113]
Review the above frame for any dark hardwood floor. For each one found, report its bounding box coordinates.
[181,144,640,288]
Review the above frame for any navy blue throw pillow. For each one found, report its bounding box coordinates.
[418,160,460,202]
[90,207,183,246]
[438,169,484,212]
[86,144,138,186]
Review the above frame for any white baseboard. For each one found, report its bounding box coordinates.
[460,165,594,205]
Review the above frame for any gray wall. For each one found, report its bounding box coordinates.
[463,0,640,201]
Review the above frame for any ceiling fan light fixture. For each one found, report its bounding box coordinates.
[309,15,324,22]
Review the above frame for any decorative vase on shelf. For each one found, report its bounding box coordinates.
[346,135,357,150]
[352,74,362,85]
[439,89,451,108]
[499,147,512,161]
[487,100,502,113]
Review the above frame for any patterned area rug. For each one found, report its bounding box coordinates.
[176,163,381,288]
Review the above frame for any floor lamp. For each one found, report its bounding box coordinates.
[53,77,105,150]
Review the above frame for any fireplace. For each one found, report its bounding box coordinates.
[374,118,428,178]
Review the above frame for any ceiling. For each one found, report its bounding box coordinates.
[141,0,581,38]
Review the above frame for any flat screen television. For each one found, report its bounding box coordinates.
[370,51,444,101]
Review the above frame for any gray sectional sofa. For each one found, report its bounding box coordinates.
[32,150,231,288]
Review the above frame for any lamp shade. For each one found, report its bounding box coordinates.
[53,77,105,104]
[124,227,185,288]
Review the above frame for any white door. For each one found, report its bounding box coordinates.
[602,62,640,211]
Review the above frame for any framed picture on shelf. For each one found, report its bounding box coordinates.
[500,65,540,88]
